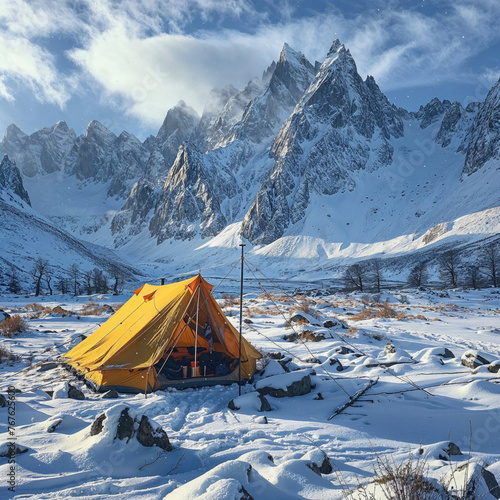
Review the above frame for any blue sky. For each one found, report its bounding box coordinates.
[0,0,499,141]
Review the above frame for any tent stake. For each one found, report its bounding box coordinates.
[238,243,245,396]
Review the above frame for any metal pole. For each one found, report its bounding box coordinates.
[194,278,201,377]
[238,243,245,396]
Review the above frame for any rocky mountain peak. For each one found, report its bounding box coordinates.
[327,39,345,56]
[462,77,500,175]
[0,155,31,205]
[416,98,452,129]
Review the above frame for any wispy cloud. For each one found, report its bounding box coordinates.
[0,0,499,128]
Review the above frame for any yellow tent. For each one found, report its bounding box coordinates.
[62,275,262,393]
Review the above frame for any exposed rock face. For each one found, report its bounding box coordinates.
[461,350,493,369]
[116,408,134,441]
[145,100,200,179]
[462,78,500,175]
[416,98,451,129]
[0,155,31,205]
[90,414,107,436]
[149,145,232,242]
[67,384,85,400]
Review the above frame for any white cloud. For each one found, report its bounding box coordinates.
[1,0,500,128]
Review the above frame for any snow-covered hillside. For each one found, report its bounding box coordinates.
[0,39,499,280]
[1,287,500,498]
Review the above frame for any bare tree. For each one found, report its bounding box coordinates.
[70,264,80,296]
[464,265,484,289]
[110,265,125,295]
[44,267,53,295]
[438,250,461,288]
[407,262,429,288]
[7,266,21,294]
[480,242,499,288]
[32,258,48,296]
[343,263,368,292]
[370,259,383,293]
[56,275,69,294]
[83,270,93,295]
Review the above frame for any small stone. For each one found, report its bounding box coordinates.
[91,413,107,436]
[323,320,338,328]
[290,313,309,324]
[243,318,253,324]
[38,362,58,372]
[283,332,298,342]
[228,399,239,411]
[267,352,284,360]
[258,394,271,412]
[301,330,325,342]
[307,454,333,475]
[102,389,119,399]
[47,418,63,433]
[442,442,462,457]
[329,358,344,371]
[136,415,172,451]
[384,343,396,355]
[335,346,354,355]
[314,392,324,400]
[67,384,85,400]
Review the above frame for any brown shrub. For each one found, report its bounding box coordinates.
[80,303,108,316]
[396,312,407,320]
[222,294,240,308]
[375,299,398,318]
[0,345,19,363]
[415,314,428,321]
[25,303,44,312]
[0,315,28,337]
[346,326,358,337]
[350,308,376,321]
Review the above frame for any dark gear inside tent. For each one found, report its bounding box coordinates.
[62,275,262,393]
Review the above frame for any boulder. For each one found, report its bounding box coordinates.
[323,319,339,328]
[258,394,272,412]
[461,350,494,369]
[0,442,29,457]
[228,393,272,412]
[91,413,107,436]
[116,408,134,441]
[290,313,310,324]
[102,389,119,399]
[438,442,462,460]
[136,415,172,451]
[0,394,6,407]
[67,384,85,400]
[256,372,312,398]
[301,330,325,342]
[267,352,284,360]
[488,361,500,374]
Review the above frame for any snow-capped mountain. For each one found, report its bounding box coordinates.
[1,40,499,280]
[0,155,136,290]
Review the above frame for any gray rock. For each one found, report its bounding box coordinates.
[438,442,463,460]
[0,443,29,457]
[323,319,339,328]
[461,351,492,369]
[384,343,396,355]
[307,453,333,475]
[257,374,311,398]
[258,394,272,412]
[67,384,85,400]
[329,358,344,372]
[335,346,354,355]
[481,468,500,499]
[115,408,134,441]
[136,415,172,451]
[38,362,58,372]
[438,348,455,359]
[289,313,310,324]
[0,155,31,205]
[102,389,119,399]
[488,361,500,374]
[90,413,106,436]
[47,418,63,433]
[0,394,6,407]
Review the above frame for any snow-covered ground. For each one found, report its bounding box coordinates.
[1,286,500,498]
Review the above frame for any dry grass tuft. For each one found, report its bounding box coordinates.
[80,303,108,316]
[0,345,20,363]
[0,315,28,338]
